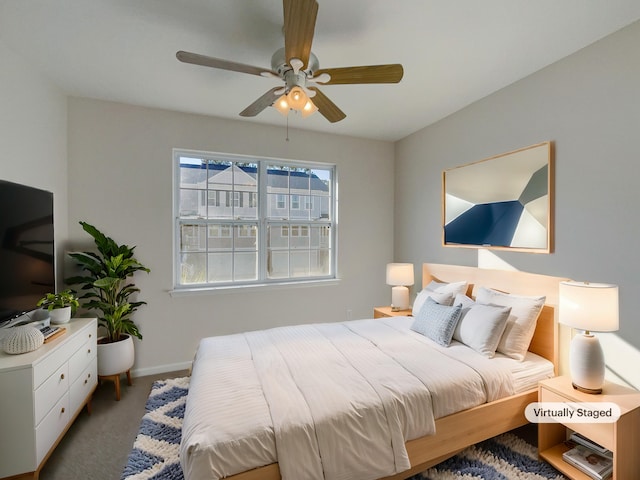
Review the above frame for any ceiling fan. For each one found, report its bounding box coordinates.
[176,0,403,123]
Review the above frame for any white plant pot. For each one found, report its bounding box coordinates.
[97,334,135,376]
[49,306,71,324]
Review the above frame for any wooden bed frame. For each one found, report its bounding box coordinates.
[221,263,568,480]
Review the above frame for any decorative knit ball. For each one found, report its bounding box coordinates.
[2,326,45,355]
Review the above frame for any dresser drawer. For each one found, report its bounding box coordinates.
[34,363,69,426]
[70,357,97,415]
[69,336,97,382]
[32,323,93,388]
[540,388,614,450]
[35,392,70,465]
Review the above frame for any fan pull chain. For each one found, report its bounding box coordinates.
[286,115,290,142]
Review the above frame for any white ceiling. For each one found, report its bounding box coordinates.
[1,0,639,142]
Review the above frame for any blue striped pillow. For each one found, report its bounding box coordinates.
[411,297,463,346]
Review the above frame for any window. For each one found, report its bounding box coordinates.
[175,151,336,288]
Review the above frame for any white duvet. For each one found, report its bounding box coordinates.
[180,317,517,480]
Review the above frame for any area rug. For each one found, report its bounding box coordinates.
[122,377,566,480]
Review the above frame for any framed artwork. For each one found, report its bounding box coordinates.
[442,141,553,253]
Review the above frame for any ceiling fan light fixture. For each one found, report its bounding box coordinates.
[301,99,318,118]
[287,86,308,111]
[273,95,290,116]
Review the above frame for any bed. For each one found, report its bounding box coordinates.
[180,263,567,480]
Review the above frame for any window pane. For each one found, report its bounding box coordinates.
[207,160,233,218]
[310,225,330,248]
[291,251,310,277]
[180,252,206,284]
[268,225,289,249]
[312,249,331,276]
[267,250,289,279]
[312,196,331,220]
[235,163,258,220]
[234,251,257,281]
[290,225,310,249]
[267,193,288,219]
[179,189,201,218]
[208,252,232,283]
[180,157,206,188]
[311,168,332,196]
[180,224,206,251]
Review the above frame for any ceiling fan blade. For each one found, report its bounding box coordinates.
[283,0,318,69]
[314,64,404,85]
[239,87,282,117]
[176,50,277,77]
[307,87,346,123]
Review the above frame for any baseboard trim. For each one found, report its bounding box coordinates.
[130,361,192,378]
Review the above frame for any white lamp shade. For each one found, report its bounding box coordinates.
[559,281,619,332]
[386,263,414,286]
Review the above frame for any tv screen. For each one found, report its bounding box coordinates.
[0,180,55,326]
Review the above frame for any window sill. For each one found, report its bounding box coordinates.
[169,278,341,297]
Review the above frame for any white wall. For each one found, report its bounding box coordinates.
[66,98,395,375]
[394,21,640,388]
[0,41,68,288]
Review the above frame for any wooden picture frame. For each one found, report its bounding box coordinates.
[442,141,554,253]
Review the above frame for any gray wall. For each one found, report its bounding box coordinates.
[0,41,68,288]
[66,98,395,375]
[395,21,640,387]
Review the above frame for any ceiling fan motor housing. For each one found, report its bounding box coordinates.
[271,47,319,80]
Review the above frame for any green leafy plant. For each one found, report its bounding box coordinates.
[65,221,150,343]
[36,289,80,314]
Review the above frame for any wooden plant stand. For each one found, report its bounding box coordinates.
[99,370,132,401]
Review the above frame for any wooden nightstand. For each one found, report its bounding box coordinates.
[538,376,640,479]
[373,306,412,318]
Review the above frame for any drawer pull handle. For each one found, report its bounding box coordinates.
[88,348,91,354]
[84,379,88,385]
[60,373,65,380]
[61,407,65,414]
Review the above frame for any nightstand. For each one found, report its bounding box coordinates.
[373,306,412,318]
[538,376,640,479]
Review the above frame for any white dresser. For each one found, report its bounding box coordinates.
[0,318,97,479]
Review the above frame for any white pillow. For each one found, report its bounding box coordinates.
[425,280,468,297]
[475,287,546,361]
[412,280,467,316]
[453,294,511,358]
[412,290,453,316]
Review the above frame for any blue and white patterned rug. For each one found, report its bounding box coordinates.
[121,377,189,480]
[122,377,566,480]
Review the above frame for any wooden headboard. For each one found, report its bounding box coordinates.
[422,263,568,374]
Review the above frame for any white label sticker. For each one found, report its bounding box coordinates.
[525,402,621,423]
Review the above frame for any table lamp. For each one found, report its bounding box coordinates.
[386,263,414,311]
[559,281,619,394]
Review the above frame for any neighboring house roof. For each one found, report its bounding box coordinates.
[181,162,329,192]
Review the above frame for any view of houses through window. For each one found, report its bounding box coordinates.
[174,151,335,287]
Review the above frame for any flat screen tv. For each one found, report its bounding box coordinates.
[0,179,55,326]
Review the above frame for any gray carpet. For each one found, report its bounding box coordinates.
[40,370,189,480]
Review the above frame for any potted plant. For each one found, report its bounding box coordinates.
[36,290,80,324]
[36,289,80,324]
[66,221,150,377]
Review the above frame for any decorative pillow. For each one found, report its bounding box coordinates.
[452,294,511,358]
[475,287,546,361]
[425,280,469,297]
[410,297,463,346]
[412,290,453,316]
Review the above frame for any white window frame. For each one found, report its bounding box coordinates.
[173,149,337,290]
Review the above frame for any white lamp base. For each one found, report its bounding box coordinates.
[391,286,410,311]
[569,332,605,394]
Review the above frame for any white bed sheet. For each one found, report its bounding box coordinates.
[180,317,552,480]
